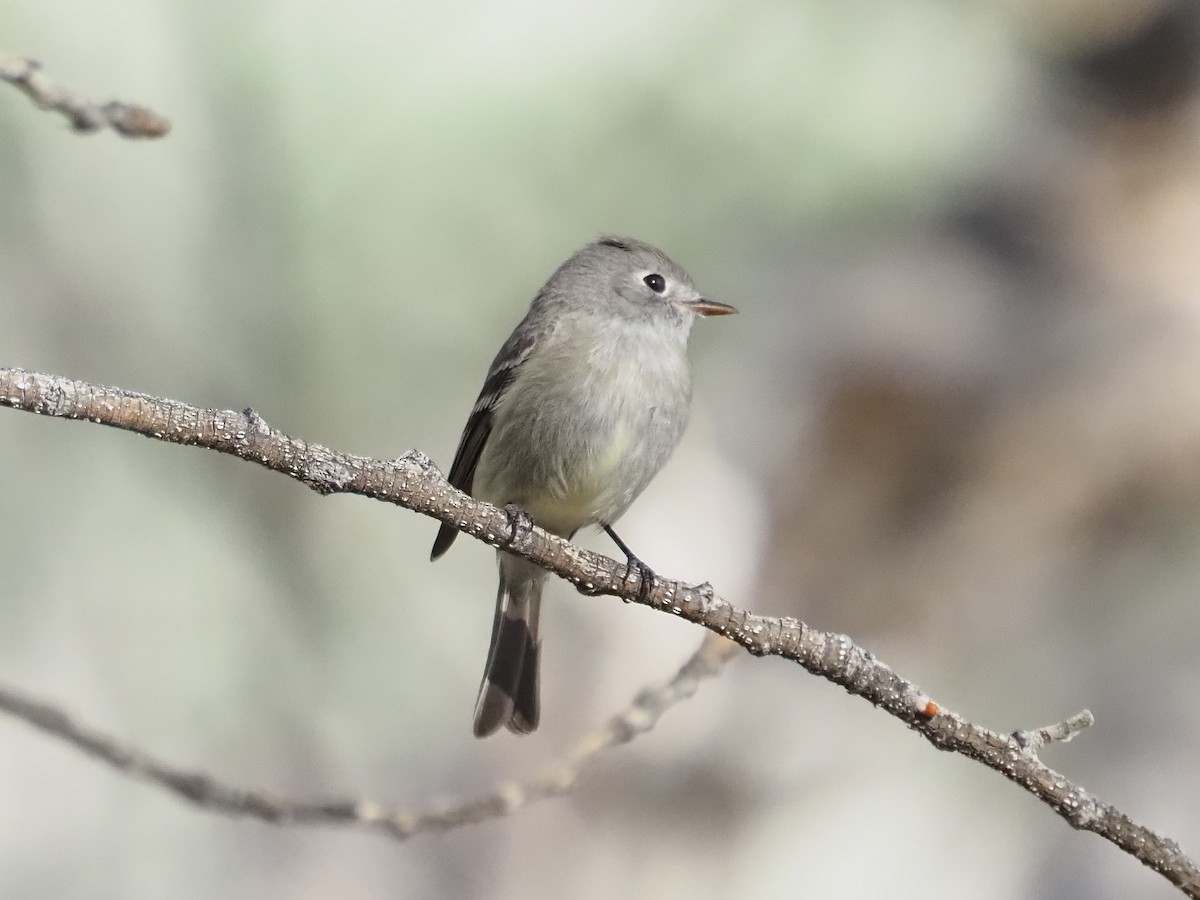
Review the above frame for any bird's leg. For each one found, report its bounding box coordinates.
[503,504,534,548]
[602,523,656,603]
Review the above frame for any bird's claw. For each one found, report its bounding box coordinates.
[572,562,653,599]
[503,504,534,546]
[599,522,656,603]
[624,556,656,604]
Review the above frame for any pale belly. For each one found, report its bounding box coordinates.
[518,417,637,534]
[475,345,691,537]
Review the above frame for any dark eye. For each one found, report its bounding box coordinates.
[643,273,667,294]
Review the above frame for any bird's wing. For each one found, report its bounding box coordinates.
[430,320,542,560]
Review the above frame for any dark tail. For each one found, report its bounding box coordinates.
[473,558,543,737]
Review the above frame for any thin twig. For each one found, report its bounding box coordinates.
[1,366,1198,897]
[0,634,736,837]
[0,54,169,137]
[1014,710,1097,755]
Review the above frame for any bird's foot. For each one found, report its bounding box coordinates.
[623,555,656,604]
[601,523,656,603]
[502,504,534,547]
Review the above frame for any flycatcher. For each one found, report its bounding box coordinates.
[432,236,736,737]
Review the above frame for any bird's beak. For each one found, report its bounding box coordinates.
[684,298,738,317]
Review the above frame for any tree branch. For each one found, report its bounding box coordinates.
[0,54,170,137]
[2,365,1198,897]
[0,633,735,838]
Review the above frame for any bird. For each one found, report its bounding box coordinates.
[431,236,736,737]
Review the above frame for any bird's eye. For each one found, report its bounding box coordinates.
[643,273,667,294]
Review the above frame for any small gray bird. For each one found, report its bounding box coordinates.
[431,236,736,737]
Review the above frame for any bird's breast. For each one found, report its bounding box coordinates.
[476,318,693,534]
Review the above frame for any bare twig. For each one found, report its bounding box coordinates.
[1014,710,1097,755]
[0,55,169,137]
[1,366,1198,897]
[0,633,735,837]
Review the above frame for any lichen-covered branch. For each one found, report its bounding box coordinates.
[0,54,169,137]
[0,634,735,838]
[1,366,1197,897]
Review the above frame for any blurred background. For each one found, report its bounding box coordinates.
[3,0,1200,897]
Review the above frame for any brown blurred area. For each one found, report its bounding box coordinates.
[764,0,1200,638]
[747,2,1200,895]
